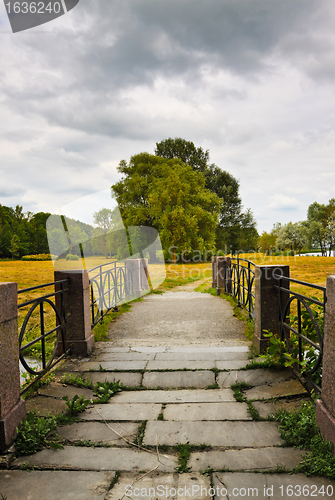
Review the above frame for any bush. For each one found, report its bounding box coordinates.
[21,254,53,261]
[65,253,80,261]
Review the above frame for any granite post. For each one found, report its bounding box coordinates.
[212,257,217,289]
[254,265,290,354]
[54,270,94,357]
[126,259,141,295]
[216,257,231,295]
[316,275,335,450]
[0,282,26,452]
[140,258,150,291]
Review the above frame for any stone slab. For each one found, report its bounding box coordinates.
[154,352,249,361]
[0,470,115,500]
[142,371,215,388]
[213,472,335,499]
[113,389,235,404]
[25,396,67,417]
[80,403,162,421]
[251,398,309,419]
[57,421,139,445]
[143,421,282,447]
[146,360,216,370]
[107,472,212,500]
[164,346,250,353]
[94,352,154,361]
[13,445,177,472]
[82,371,142,387]
[163,402,251,421]
[245,380,308,400]
[189,447,307,471]
[217,368,295,388]
[38,383,94,400]
[216,360,251,370]
[78,361,147,371]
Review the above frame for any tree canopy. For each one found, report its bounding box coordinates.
[111,152,221,260]
[155,137,258,252]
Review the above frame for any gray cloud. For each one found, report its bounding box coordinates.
[0,0,335,232]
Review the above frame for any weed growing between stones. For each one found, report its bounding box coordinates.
[247,402,262,421]
[157,404,166,420]
[174,443,191,473]
[72,439,111,448]
[135,421,147,446]
[0,494,8,500]
[93,381,122,403]
[231,382,253,402]
[274,400,335,479]
[15,413,61,456]
[60,374,94,389]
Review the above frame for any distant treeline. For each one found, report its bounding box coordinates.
[0,204,95,259]
[0,205,51,258]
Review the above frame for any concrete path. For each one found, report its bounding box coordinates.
[1,282,334,499]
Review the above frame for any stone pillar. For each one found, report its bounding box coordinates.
[140,258,150,290]
[212,257,217,288]
[0,283,26,452]
[216,257,231,295]
[254,265,290,355]
[55,270,94,357]
[316,275,335,450]
[126,259,141,294]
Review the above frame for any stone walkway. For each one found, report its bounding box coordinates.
[1,282,335,499]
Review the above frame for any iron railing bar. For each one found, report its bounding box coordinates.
[18,288,69,309]
[273,287,324,307]
[18,280,68,294]
[20,349,71,396]
[273,274,326,292]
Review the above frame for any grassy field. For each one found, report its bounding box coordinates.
[1,254,334,354]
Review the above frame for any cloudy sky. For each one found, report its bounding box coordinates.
[0,0,335,233]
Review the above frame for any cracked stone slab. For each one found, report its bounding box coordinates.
[217,368,296,388]
[13,446,177,472]
[82,371,142,387]
[38,383,94,400]
[213,472,335,499]
[163,402,251,421]
[113,389,235,404]
[0,470,115,500]
[107,472,212,500]
[142,371,215,388]
[245,379,308,400]
[78,361,147,371]
[143,421,282,447]
[146,360,216,370]
[81,403,162,421]
[57,421,139,445]
[189,447,307,471]
[154,352,249,361]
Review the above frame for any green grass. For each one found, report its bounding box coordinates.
[274,399,335,479]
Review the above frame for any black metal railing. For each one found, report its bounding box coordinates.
[274,274,326,392]
[89,261,133,328]
[18,279,69,395]
[227,257,255,319]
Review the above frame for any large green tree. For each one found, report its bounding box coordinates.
[111,153,221,261]
[155,138,257,252]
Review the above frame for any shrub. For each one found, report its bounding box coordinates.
[65,253,80,261]
[22,254,53,261]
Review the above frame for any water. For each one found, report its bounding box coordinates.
[20,357,43,384]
